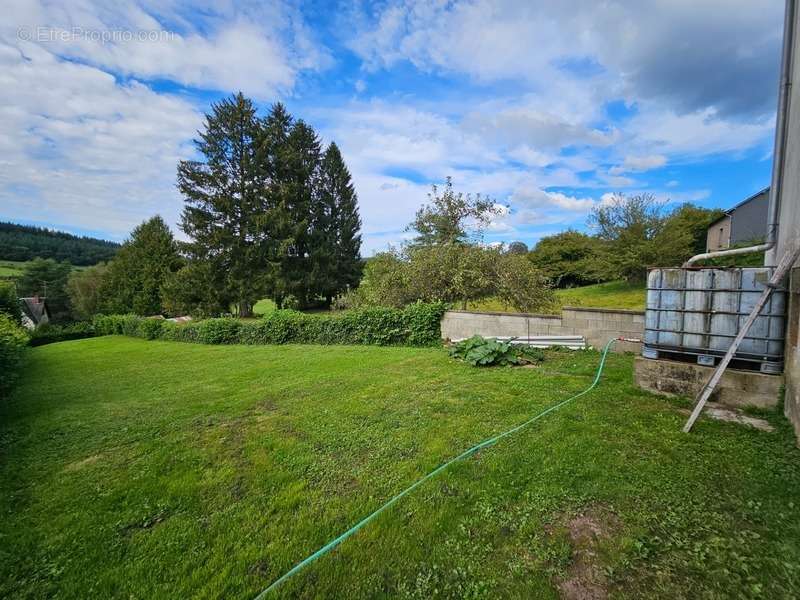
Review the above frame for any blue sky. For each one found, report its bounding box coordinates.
[0,1,784,253]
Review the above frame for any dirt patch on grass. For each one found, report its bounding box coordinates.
[556,506,620,600]
[63,454,102,472]
[121,508,170,535]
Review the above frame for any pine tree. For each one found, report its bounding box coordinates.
[269,120,321,308]
[101,216,182,315]
[177,93,268,317]
[314,142,362,304]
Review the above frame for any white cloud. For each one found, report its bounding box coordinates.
[348,0,782,118]
[626,107,774,158]
[609,154,667,175]
[3,0,330,99]
[0,40,201,237]
[511,186,596,213]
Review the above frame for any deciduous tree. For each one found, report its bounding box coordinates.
[407,177,498,246]
[66,263,109,320]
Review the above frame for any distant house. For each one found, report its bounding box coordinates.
[20,296,50,329]
[706,187,770,251]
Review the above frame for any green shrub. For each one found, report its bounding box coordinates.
[29,322,95,347]
[0,282,19,323]
[0,313,28,393]
[449,335,545,367]
[404,301,447,346]
[91,302,446,348]
[137,318,164,340]
[93,314,139,336]
[194,318,242,344]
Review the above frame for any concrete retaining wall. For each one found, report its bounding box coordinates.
[441,307,644,353]
[634,356,782,409]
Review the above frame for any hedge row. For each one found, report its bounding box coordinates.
[0,313,28,394]
[29,322,96,347]
[93,302,447,347]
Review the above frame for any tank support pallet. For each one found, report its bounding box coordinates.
[642,345,783,374]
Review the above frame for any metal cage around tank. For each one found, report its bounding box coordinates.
[643,267,787,373]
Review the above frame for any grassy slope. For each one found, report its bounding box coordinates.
[0,260,28,279]
[555,281,646,311]
[2,338,799,599]
[468,281,646,314]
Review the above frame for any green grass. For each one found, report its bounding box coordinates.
[2,338,799,598]
[0,260,89,281]
[0,260,28,279]
[555,281,646,311]
[253,298,277,315]
[467,281,646,314]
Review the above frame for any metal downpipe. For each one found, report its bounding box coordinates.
[684,0,795,267]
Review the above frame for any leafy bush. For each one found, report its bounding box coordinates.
[357,246,554,313]
[449,335,545,367]
[0,281,19,322]
[91,302,447,348]
[0,313,28,393]
[194,318,242,344]
[93,314,140,336]
[29,322,95,346]
[136,318,164,340]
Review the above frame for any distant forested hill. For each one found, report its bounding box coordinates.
[0,222,120,265]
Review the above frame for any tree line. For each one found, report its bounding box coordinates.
[0,222,119,266]
[529,194,727,286]
[172,94,362,316]
[349,178,555,313]
[7,93,363,321]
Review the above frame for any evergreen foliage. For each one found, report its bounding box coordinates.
[101,216,182,316]
[17,258,73,322]
[176,94,362,314]
[177,93,267,317]
[0,222,119,265]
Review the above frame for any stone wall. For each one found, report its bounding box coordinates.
[441,307,644,353]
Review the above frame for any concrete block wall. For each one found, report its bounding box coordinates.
[561,308,644,353]
[441,307,644,353]
[634,356,782,409]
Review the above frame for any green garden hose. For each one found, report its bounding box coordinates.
[254,338,618,598]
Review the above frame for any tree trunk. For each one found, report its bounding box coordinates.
[238,300,253,318]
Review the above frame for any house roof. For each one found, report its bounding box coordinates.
[708,187,770,226]
[20,297,49,324]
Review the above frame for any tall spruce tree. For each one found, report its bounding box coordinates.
[175,95,363,314]
[269,120,321,308]
[101,216,182,315]
[177,93,268,317]
[312,142,362,304]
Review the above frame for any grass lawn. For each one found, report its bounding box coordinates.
[0,260,28,279]
[555,281,646,312]
[253,298,277,315]
[2,338,799,598]
[467,281,646,314]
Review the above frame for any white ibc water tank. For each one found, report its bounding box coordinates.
[643,267,787,373]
